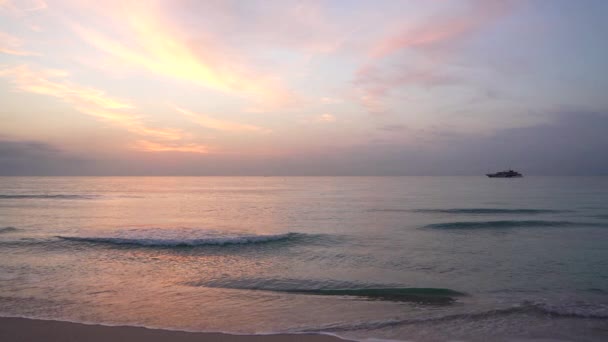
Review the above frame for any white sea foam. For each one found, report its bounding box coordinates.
[533,301,608,319]
[56,228,298,247]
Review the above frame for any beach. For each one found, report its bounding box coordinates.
[0,317,347,342]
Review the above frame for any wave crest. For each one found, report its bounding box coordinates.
[298,301,608,333]
[189,277,464,304]
[285,287,466,304]
[414,208,564,214]
[425,220,601,229]
[0,227,18,234]
[56,231,303,247]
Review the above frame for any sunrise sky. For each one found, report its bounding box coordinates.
[1,0,608,175]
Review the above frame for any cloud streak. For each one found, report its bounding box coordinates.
[71,2,294,108]
[134,140,208,154]
[355,0,517,114]
[176,106,269,134]
[316,113,336,123]
[0,0,47,15]
[0,65,207,152]
[0,66,133,109]
[0,31,36,56]
[369,0,514,59]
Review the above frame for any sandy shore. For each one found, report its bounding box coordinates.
[0,317,350,342]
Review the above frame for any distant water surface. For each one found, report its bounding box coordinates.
[0,177,607,341]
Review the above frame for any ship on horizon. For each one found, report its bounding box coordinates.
[486,170,523,178]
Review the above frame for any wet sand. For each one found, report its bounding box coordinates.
[0,317,350,342]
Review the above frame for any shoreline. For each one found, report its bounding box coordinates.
[0,317,352,342]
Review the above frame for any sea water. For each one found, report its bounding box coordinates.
[0,177,607,341]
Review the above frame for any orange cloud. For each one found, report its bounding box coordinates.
[134,140,208,154]
[175,106,270,134]
[0,65,207,153]
[321,97,344,105]
[71,2,294,108]
[316,113,336,123]
[0,66,133,109]
[73,105,182,141]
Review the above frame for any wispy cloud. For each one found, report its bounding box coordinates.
[71,2,294,108]
[0,65,207,152]
[321,97,343,105]
[355,0,517,114]
[0,31,36,56]
[369,0,515,59]
[354,63,461,114]
[176,106,270,133]
[73,105,182,141]
[355,88,390,115]
[134,140,208,154]
[0,0,47,15]
[316,113,336,123]
[0,65,133,109]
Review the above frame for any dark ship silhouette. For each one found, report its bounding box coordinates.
[486,170,523,178]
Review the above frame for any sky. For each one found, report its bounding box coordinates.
[1,0,607,175]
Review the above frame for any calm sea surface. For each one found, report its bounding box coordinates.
[0,177,607,341]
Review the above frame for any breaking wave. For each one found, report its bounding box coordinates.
[0,227,18,234]
[298,301,608,333]
[282,287,465,304]
[56,231,305,247]
[536,301,608,319]
[189,277,465,304]
[425,220,602,229]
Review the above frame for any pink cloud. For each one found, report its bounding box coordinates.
[355,0,518,114]
[369,0,515,59]
[0,0,46,15]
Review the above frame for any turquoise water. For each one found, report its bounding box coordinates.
[0,177,607,341]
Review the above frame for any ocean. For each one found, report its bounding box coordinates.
[0,176,607,341]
